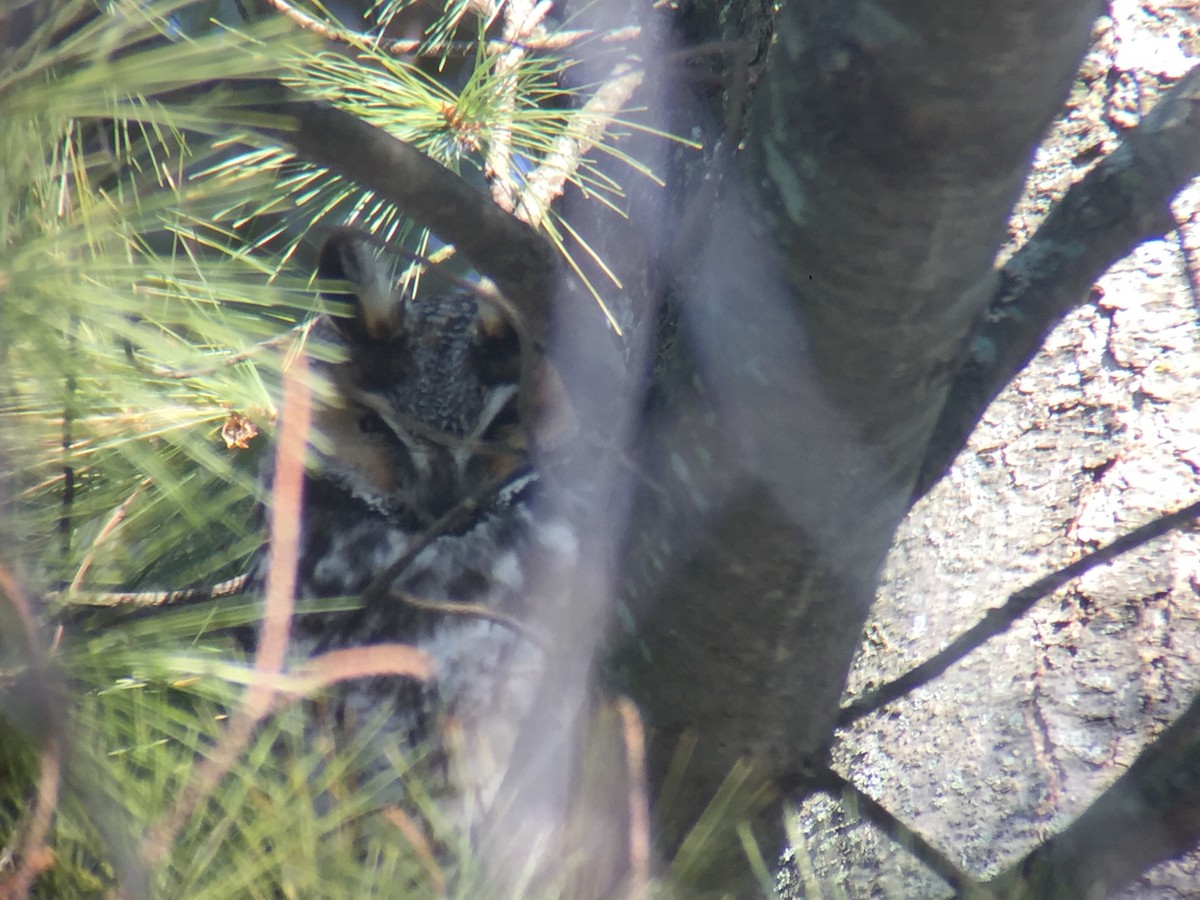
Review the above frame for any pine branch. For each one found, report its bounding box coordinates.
[209,79,558,334]
[262,0,629,57]
[514,62,644,228]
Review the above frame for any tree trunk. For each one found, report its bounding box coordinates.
[613,1,1103,890]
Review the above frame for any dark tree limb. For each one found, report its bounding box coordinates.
[988,690,1200,898]
[791,766,988,897]
[195,79,558,337]
[916,63,1200,499]
[839,498,1200,727]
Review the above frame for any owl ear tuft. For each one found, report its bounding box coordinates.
[318,233,402,341]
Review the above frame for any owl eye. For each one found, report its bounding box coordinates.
[358,412,387,434]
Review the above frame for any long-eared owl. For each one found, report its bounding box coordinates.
[259,231,573,819]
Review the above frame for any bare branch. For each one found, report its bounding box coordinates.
[256,356,309,675]
[52,574,252,609]
[839,498,1200,726]
[67,478,151,594]
[293,642,433,688]
[917,63,1200,499]
[804,766,990,898]
[484,0,548,213]
[261,0,355,46]
[617,697,651,899]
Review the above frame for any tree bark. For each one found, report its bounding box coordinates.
[616,1,1103,890]
[917,63,1200,497]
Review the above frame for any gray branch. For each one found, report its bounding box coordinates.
[916,63,1200,499]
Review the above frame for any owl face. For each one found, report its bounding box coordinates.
[260,234,571,827]
[307,234,528,529]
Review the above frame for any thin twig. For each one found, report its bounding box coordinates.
[839,498,1200,726]
[262,0,361,45]
[256,359,309,675]
[68,478,152,593]
[0,567,48,664]
[381,806,447,896]
[51,573,253,609]
[358,467,534,609]
[292,642,433,690]
[507,57,645,338]
[392,590,545,649]
[805,766,991,897]
[617,697,650,900]
[132,320,314,381]
[484,0,551,213]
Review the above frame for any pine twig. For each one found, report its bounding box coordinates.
[131,320,315,381]
[67,477,152,594]
[514,61,644,228]
[263,0,624,57]
[482,0,552,213]
[51,574,252,609]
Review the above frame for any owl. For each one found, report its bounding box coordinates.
[258,231,573,827]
